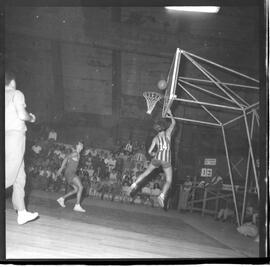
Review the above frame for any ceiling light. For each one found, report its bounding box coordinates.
[165,6,220,13]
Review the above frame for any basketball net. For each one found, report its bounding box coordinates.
[143,91,162,114]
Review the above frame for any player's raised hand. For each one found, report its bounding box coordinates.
[167,109,172,116]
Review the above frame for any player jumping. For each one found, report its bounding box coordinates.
[128,109,176,209]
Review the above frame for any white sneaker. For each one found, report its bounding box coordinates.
[57,197,66,208]
[73,204,86,212]
[17,211,39,225]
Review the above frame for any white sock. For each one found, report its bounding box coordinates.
[18,209,27,215]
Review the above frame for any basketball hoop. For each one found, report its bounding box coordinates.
[143,91,162,114]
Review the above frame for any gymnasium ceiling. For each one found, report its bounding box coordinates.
[5,5,260,72]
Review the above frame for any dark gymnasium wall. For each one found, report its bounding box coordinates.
[5,6,260,181]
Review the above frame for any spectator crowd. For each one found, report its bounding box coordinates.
[25,136,165,207]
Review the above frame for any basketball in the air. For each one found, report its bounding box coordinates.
[157,79,167,90]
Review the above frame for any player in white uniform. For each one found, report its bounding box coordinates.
[5,71,39,225]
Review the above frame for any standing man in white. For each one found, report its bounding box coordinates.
[5,71,39,225]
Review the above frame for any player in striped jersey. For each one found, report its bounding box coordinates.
[128,109,176,209]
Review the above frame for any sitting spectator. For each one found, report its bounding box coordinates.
[141,184,152,206]
[27,166,35,179]
[89,176,100,197]
[44,166,52,191]
[252,211,259,226]
[80,169,90,197]
[48,128,57,141]
[54,146,62,157]
[109,179,122,202]
[87,166,95,180]
[32,143,42,154]
[151,183,161,196]
[91,148,98,157]
[205,170,223,191]
[237,201,259,239]
[244,202,255,222]
[84,147,91,156]
[97,177,110,200]
[124,139,133,154]
[122,152,130,173]
[131,171,139,184]
[122,171,131,186]
[141,184,151,195]
[216,207,235,222]
[133,144,146,163]
[45,166,60,192]
[216,200,235,222]
[59,149,66,160]
[109,169,117,183]
[115,154,124,173]
[38,167,45,179]
[121,181,130,203]
[150,183,162,207]
[37,166,48,190]
[51,168,62,192]
[129,155,137,173]
[237,221,258,238]
[105,153,116,172]
[132,140,140,153]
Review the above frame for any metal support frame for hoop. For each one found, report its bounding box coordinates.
[162,48,182,118]
[160,48,260,226]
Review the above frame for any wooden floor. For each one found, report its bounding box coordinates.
[6,207,242,259]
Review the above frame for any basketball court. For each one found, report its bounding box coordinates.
[4,5,266,261]
[5,48,261,260]
[6,189,258,259]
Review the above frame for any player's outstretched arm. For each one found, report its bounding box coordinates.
[166,109,176,137]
